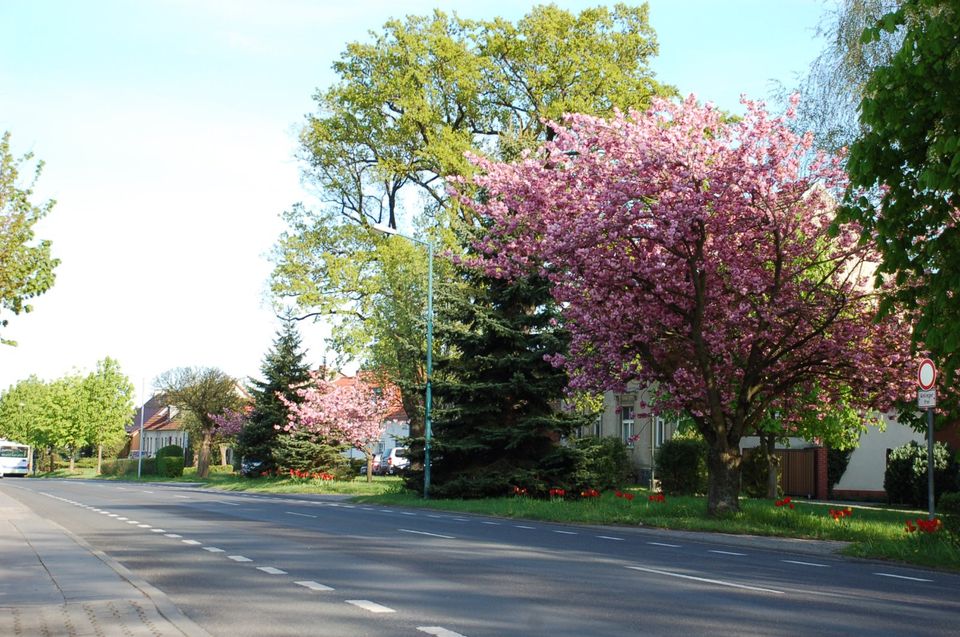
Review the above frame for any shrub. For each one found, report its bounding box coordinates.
[101,458,156,476]
[740,447,779,499]
[206,464,236,475]
[655,438,707,495]
[827,448,853,498]
[156,456,185,477]
[884,441,958,507]
[940,492,960,546]
[156,445,184,460]
[570,437,632,492]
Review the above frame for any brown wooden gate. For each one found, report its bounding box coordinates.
[776,448,816,497]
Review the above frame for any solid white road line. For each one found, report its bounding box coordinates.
[783,560,830,568]
[295,580,335,591]
[647,541,681,548]
[228,555,252,562]
[346,600,396,614]
[709,550,747,556]
[626,565,784,595]
[418,627,468,637]
[399,529,456,539]
[257,566,287,575]
[874,572,933,582]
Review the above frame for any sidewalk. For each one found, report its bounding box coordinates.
[0,484,211,637]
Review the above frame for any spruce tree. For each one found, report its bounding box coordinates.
[423,262,587,499]
[238,320,312,470]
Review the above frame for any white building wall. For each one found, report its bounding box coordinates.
[835,414,925,492]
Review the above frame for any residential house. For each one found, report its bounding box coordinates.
[126,395,189,459]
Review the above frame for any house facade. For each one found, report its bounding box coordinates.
[126,395,189,458]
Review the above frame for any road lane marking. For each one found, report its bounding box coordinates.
[116,517,128,520]
[400,512,417,516]
[165,534,183,538]
[481,521,500,526]
[151,529,166,533]
[515,525,535,530]
[346,600,396,614]
[182,539,202,545]
[257,566,287,575]
[126,520,140,524]
[709,550,747,556]
[175,495,189,499]
[647,542,681,548]
[295,580,334,591]
[874,572,933,582]
[137,524,151,528]
[783,560,830,568]
[399,529,456,539]
[143,490,154,494]
[626,565,784,594]
[203,547,225,553]
[418,628,467,637]
[553,530,577,535]
[427,515,445,519]
[286,511,318,518]
[597,535,624,541]
[212,500,239,506]
[228,555,252,562]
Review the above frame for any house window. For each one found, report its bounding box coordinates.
[593,414,602,438]
[621,406,635,447]
[655,417,666,448]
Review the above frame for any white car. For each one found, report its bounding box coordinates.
[383,447,409,475]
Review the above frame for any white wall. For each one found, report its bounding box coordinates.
[835,414,925,492]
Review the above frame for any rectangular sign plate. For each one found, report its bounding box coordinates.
[918,389,936,408]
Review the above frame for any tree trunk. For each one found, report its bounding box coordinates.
[69,448,76,472]
[197,433,212,478]
[97,444,103,475]
[763,433,780,499]
[219,444,229,466]
[365,449,374,483]
[705,440,742,516]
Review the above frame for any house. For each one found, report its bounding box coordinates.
[576,382,681,486]
[125,395,189,459]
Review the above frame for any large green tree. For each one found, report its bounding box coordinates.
[81,357,135,474]
[238,320,313,469]
[154,367,241,478]
[421,249,588,498]
[0,131,59,346]
[271,4,673,442]
[841,0,960,388]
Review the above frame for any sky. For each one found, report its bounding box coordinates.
[0,0,832,404]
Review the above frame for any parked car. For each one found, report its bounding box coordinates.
[240,458,265,477]
[383,447,409,475]
[359,453,383,475]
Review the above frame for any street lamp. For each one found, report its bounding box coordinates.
[371,223,434,499]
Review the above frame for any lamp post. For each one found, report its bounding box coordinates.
[372,223,434,499]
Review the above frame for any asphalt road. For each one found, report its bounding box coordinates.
[3,479,959,636]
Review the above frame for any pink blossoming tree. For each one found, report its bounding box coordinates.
[459,95,913,516]
[279,373,400,482]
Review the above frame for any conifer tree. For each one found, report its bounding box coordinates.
[238,321,312,469]
[421,256,587,498]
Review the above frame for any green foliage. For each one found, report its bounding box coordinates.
[884,441,959,507]
[272,429,348,476]
[740,448,775,499]
[569,436,633,492]
[842,0,960,389]
[656,438,708,496]
[156,444,184,459]
[101,458,156,476]
[0,131,60,346]
[940,492,960,546]
[156,455,185,477]
[421,257,589,499]
[238,320,312,468]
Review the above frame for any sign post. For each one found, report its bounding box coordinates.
[917,359,936,520]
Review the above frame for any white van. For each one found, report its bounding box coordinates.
[0,439,31,477]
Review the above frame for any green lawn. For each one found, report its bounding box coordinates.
[27,470,958,570]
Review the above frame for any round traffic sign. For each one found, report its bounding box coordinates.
[918,358,937,390]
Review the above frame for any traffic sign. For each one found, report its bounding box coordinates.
[918,358,937,390]
[918,389,936,408]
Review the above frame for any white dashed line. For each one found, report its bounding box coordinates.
[597,535,625,541]
[627,565,784,594]
[295,580,335,591]
[203,547,225,553]
[116,517,128,521]
[286,511,317,518]
[647,541,681,548]
[399,529,456,539]
[346,600,396,614]
[175,495,189,499]
[182,539,202,545]
[480,521,500,526]
[553,530,577,535]
[151,529,166,533]
[165,534,183,539]
[126,520,139,524]
[137,524,151,528]
[399,512,417,516]
[709,550,746,556]
[212,500,239,506]
[783,560,830,568]
[418,627,467,637]
[515,525,535,530]
[874,572,933,582]
[228,555,252,562]
[257,566,287,575]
